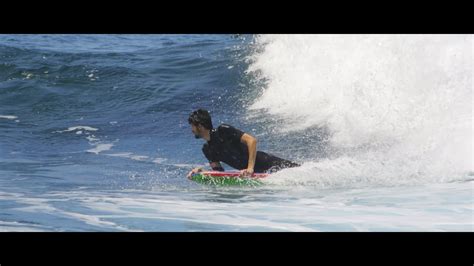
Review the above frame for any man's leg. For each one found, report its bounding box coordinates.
[255,151,300,173]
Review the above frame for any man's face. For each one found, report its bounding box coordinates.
[191,124,202,139]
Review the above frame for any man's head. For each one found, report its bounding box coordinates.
[188,109,213,139]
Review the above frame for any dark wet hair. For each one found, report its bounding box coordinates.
[188,109,213,130]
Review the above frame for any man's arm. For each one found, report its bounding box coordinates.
[240,133,257,176]
[186,162,224,179]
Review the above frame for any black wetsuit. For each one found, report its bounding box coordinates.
[202,124,300,173]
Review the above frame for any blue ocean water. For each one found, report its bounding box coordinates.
[0,34,472,231]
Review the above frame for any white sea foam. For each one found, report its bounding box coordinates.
[87,143,114,154]
[55,126,98,133]
[43,184,474,231]
[152,158,167,164]
[106,152,150,161]
[247,34,473,186]
[0,115,18,120]
[85,135,100,142]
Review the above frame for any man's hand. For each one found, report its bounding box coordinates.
[187,167,203,179]
[240,167,254,177]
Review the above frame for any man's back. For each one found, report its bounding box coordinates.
[203,124,299,173]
